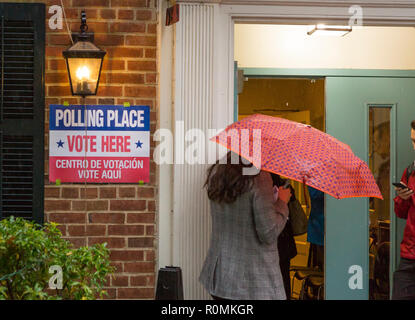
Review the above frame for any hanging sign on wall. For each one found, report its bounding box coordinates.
[49,104,150,183]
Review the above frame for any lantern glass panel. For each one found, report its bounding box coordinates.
[67,57,102,96]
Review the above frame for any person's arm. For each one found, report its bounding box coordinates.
[394,170,412,220]
[252,171,289,245]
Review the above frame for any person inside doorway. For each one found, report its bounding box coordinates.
[392,120,415,300]
[199,151,292,300]
[270,173,298,300]
[307,186,324,270]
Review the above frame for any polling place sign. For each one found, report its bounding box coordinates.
[49,105,150,183]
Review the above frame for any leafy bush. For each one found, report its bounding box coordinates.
[0,216,114,300]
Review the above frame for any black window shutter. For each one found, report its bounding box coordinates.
[0,3,45,224]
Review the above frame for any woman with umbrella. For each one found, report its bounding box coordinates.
[199,151,292,300]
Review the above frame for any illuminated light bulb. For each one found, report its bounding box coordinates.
[76,66,90,80]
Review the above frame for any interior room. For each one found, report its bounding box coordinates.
[234,23,414,299]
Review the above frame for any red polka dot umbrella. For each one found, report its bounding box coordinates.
[211,114,383,200]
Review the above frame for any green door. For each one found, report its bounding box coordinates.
[325,76,415,299]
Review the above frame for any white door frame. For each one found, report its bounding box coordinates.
[158,1,415,299]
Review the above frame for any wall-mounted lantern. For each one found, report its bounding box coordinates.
[63,11,106,97]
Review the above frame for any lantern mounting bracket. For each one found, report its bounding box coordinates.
[71,32,94,43]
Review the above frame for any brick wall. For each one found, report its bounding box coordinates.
[7,0,159,299]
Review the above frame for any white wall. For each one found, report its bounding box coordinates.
[235,24,415,69]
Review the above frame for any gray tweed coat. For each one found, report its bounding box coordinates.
[199,170,289,300]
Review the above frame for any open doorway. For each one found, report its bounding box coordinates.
[368,106,391,299]
[237,77,325,299]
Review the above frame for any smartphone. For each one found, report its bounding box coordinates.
[392,182,409,189]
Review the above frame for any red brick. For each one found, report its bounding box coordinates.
[49,59,67,71]
[102,60,125,71]
[110,22,145,33]
[97,86,123,97]
[128,237,153,248]
[148,275,155,287]
[116,98,133,105]
[88,200,109,211]
[145,73,157,84]
[135,99,154,108]
[98,98,115,104]
[127,61,156,71]
[145,250,155,261]
[59,98,78,105]
[45,187,60,198]
[145,48,156,58]
[100,187,117,198]
[130,276,147,286]
[118,9,134,20]
[45,200,71,211]
[112,275,129,287]
[111,0,148,7]
[124,262,155,273]
[49,213,86,224]
[95,34,124,46]
[125,86,156,98]
[68,225,85,236]
[72,200,108,211]
[65,237,86,248]
[46,47,64,57]
[46,98,60,105]
[71,200,86,211]
[84,9,98,19]
[85,98,97,104]
[89,212,125,224]
[110,262,123,273]
[147,23,156,34]
[88,237,125,248]
[58,8,78,19]
[86,225,106,236]
[72,0,109,7]
[125,35,156,46]
[110,250,144,261]
[147,200,155,211]
[137,187,154,198]
[146,225,154,236]
[48,86,72,96]
[119,187,136,198]
[46,72,69,84]
[49,34,72,45]
[104,73,145,84]
[126,212,154,223]
[108,225,144,236]
[106,48,143,58]
[117,288,154,299]
[80,187,98,199]
[135,10,152,21]
[100,9,116,19]
[110,200,146,211]
[61,187,79,199]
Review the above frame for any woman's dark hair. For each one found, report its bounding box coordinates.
[411,120,415,130]
[204,152,259,203]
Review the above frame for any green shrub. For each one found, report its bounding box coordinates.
[0,216,114,300]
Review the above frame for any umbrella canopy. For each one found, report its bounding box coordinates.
[211,114,383,200]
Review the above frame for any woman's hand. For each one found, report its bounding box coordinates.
[277,186,292,204]
[396,181,414,200]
